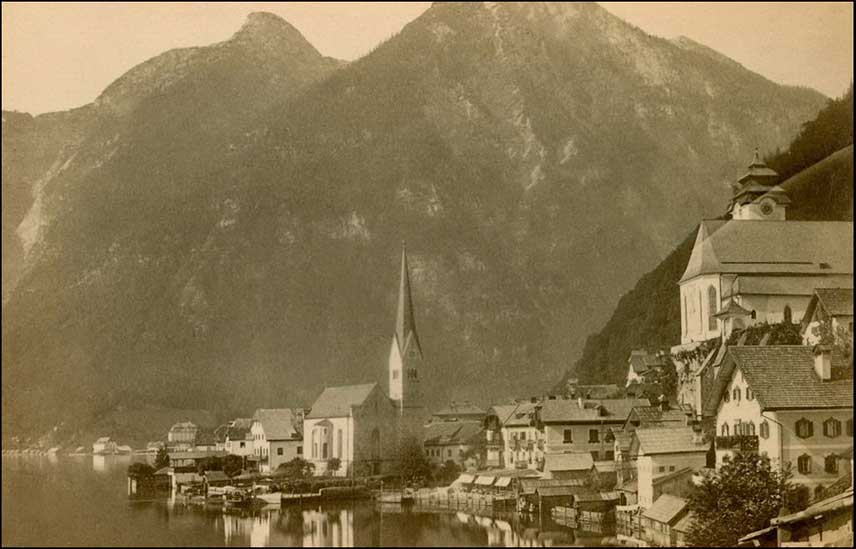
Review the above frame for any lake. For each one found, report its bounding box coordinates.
[1,455,616,546]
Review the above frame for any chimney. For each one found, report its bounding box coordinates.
[530,396,538,404]
[813,345,832,381]
[578,397,584,409]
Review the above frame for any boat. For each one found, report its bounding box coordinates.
[254,492,282,506]
[224,490,255,508]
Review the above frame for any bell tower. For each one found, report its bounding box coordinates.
[729,149,790,220]
[389,242,424,409]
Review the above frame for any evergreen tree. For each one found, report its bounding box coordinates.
[154,446,170,469]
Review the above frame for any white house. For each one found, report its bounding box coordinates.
[92,437,117,455]
[625,350,665,387]
[224,418,254,457]
[483,400,544,470]
[801,288,854,346]
[630,426,708,508]
[251,408,304,473]
[710,345,853,491]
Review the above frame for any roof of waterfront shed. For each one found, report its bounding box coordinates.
[642,494,688,524]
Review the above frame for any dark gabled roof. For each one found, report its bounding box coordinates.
[252,409,301,440]
[680,220,853,283]
[306,383,379,419]
[628,406,691,427]
[628,350,665,373]
[727,346,853,410]
[816,288,854,317]
[488,402,540,427]
[226,418,253,440]
[423,420,483,446]
[642,494,688,524]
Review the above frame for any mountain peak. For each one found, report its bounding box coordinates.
[231,11,321,58]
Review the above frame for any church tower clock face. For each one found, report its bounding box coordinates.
[759,198,775,216]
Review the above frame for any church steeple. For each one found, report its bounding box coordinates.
[389,241,424,408]
[395,241,422,358]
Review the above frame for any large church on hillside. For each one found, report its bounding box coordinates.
[302,243,428,476]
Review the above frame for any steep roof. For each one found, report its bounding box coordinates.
[737,151,780,185]
[423,420,483,446]
[252,408,302,440]
[544,452,594,472]
[226,418,253,440]
[488,402,539,427]
[540,398,650,424]
[725,346,853,410]
[680,220,853,283]
[628,406,691,427]
[306,383,378,419]
[628,350,665,373]
[772,488,853,527]
[642,494,688,524]
[394,243,422,358]
[816,288,854,316]
[635,427,707,455]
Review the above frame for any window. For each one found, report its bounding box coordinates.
[392,369,399,380]
[825,455,839,474]
[784,304,792,324]
[683,296,688,335]
[734,420,743,436]
[732,388,741,403]
[277,447,283,456]
[848,418,853,437]
[795,418,814,439]
[760,421,770,439]
[721,423,730,436]
[589,429,600,443]
[658,465,666,473]
[724,391,730,403]
[605,450,615,461]
[746,388,754,401]
[425,449,430,456]
[745,422,756,436]
[708,286,718,331]
[408,369,418,380]
[240,442,245,448]
[447,449,452,458]
[605,430,615,443]
[669,465,676,472]
[563,429,573,444]
[797,454,812,474]
[823,418,841,438]
[297,446,302,455]
[337,429,343,457]
[322,442,328,459]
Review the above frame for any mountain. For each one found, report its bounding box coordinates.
[556,88,853,388]
[2,4,827,439]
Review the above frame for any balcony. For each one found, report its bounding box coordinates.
[715,435,759,452]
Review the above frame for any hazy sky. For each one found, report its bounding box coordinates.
[2,2,852,115]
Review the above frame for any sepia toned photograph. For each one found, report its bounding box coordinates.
[1,2,853,547]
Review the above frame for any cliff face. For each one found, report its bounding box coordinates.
[2,4,827,436]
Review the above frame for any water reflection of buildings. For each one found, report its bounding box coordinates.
[456,511,575,547]
[302,509,354,547]
[223,512,272,547]
[220,508,356,547]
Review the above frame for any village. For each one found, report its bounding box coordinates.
[54,151,848,547]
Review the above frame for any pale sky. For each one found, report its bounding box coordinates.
[2,2,853,115]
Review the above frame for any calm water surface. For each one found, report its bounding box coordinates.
[2,455,614,547]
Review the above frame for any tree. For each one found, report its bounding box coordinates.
[275,457,315,480]
[223,454,243,477]
[395,436,432,485]
[327,457,341,476]
[154,447,170,470]
[686,452,793,547]
[436,460,461,484]
[128,462,155,478]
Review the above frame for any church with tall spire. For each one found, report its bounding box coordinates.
[388,242,428,434]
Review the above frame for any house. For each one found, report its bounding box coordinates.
[92,437,117,455]
[640,494,690,547]
[671,152,853,418]
[168,449,227,469]
[543,452,595,481]
[250,408,304,473]
[770,488,853,547]
[423,420,483,467]
[167,422,198,451]
[303,383,398,476]
[483,400,543,470]
[802,288,854,346]
[539,397,650,461]
[624,403,693,432]
[709,345,853,490]
[430,402,486,423]
[626,350,665,387]
[630,426,708,508]
[213,423,229,451]
[224,418,254,457]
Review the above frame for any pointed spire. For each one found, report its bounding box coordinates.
[750,147,762,167]
[395,241,422,357]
